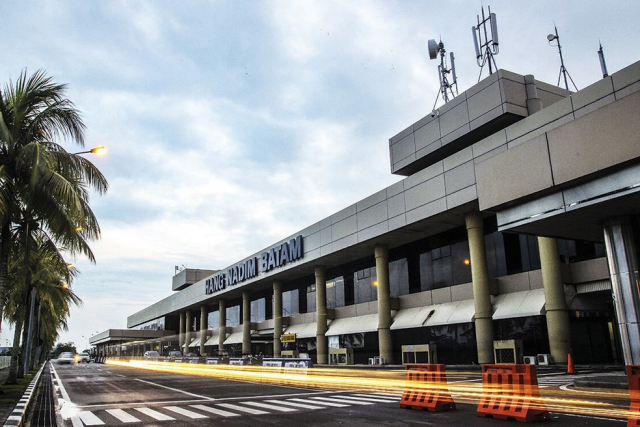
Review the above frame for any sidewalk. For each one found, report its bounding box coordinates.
[0,363,52,427]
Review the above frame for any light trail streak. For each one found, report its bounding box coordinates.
[105,359,632,421]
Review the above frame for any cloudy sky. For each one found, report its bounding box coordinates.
[0,1,638,350]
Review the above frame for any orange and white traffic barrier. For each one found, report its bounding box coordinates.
[477,364,550,423]
[399,364,456,412]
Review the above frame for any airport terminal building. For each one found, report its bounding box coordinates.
[92,59,640,367]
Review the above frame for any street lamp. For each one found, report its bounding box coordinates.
[74,146,106,156]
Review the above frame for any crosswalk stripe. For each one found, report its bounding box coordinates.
[77,411,105,425]
[243,401,297,412]
[105,409,141,423]
[265,399,325,410]
[310,396,374,405]
[288,398,349,408]
[134,407,175,421]
[347,394,398,402]
[190,404,240,417]
[217,403,269,415]
[164,406,208,419]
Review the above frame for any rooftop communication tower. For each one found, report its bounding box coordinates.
[472,5,499,81]
[547,26,578,91]
[428,38,458,115]
[598,41,609,78]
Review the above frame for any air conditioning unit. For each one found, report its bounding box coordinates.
[537,353,552,365]
[493,339,523,364]
[329,348,354,365]
[402,344,437,364]
[523,356,536,365]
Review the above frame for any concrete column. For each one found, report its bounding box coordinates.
[200,305,207,357]
[185,310,192,353]
[375,245,393,364]
[466,212,494,364]
[273,281,283,357]
[538,236,571,364]
[315,266,328,364]
[242,291,251,356]
[178,312,185,351]
[218,299,226,352]
[603,217,640,365]
[525,74,543,115]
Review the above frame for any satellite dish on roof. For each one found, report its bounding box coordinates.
[428,39,439,60]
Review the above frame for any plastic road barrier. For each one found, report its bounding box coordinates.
[477,364,550,422]
[399,364,456,411]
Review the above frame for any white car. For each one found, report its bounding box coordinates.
[143,351,160,359]
[79,353,91,363]
[57,352,76,364]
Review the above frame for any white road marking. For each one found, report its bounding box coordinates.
[77,411,105,425]
[134,407,175,421]
[347,394,398,402]
[289,397,349,407]
[105,409,141,423]
[311,396,374,405]
[135,378,213,400]
[243,401,297,412]
[265,399,325,410]
[324,396,378,405]
[217,403,269,415]
[190,404,240,417]
[164,405,208,419]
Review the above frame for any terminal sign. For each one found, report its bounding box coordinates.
[205,235,304,295]
[280,333,296,343]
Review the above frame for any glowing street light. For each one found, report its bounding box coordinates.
[74,146,106,156]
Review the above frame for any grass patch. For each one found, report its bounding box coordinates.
[0,369,40,419]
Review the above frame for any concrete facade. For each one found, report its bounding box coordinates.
[103,59,640,366]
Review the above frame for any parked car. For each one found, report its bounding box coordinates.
[184,352,205,363]
[57,352,76,364]
[167,350,182,359]
[143,350,160,359]
[79,352,91,363]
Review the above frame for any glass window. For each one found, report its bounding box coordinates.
[251,298,266,322]
[354,267,377,304]
[282,289,299,316]
[326,277,345,309]
[208,310,220,329]
[451,241,472,285]
[226,305,240,327]
[389,258,409,297]
[136,317,165,330]
[307,284,316,313]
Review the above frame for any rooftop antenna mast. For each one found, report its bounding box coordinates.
[428,38,458,115]
[547,26,578,91]
[472,5,499,81]
[598,41,609,78]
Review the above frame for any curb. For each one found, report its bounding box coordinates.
[2,363,46,427]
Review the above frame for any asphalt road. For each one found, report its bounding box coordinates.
[49,361,631,426]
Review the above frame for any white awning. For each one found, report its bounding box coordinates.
[283,323,318,339]
[223,332,244,344]
[445,300,476,324]
[492,289,546,320]
[391,300,476,330]
[391,306,434,330]
[204,335,220,346]
[181,338,199,348]
[325,313,379,336]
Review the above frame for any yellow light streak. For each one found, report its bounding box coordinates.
[104,359,632,421]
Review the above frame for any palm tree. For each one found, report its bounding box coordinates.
[0,69,107,382]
